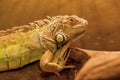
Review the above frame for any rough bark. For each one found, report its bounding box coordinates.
[72,48,120,80]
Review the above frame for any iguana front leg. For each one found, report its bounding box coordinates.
[40,49,75,75]
[40,50,62,75]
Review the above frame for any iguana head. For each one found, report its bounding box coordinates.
[48,15,88,44]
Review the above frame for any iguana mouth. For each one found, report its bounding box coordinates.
[70,30,86,42]
[74,31,85,38]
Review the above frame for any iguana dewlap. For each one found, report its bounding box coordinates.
[0,15,88,75]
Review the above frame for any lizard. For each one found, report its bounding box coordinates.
[0,15,88,75]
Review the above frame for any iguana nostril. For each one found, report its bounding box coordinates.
[84,20,88,25]
[80,19,88,25]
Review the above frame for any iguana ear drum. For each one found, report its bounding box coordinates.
[55,33,67,43]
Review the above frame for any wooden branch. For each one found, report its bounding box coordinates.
[70,48,120,80]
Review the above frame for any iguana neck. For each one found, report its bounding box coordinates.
[38,27,57,53]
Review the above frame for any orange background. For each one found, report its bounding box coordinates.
[0,0,120,50]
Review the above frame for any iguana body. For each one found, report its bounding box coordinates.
[0,15,88,74]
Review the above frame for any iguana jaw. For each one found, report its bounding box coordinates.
[71,30,86,42]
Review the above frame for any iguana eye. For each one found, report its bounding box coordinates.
[69,18,75,22]
[63,17,77,26]
[68,17,77,25]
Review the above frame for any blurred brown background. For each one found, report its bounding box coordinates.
[0,0,120,80]
[0,0,120,51]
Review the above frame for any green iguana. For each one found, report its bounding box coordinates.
[0,15,88,75]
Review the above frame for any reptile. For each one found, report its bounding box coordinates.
[0,15,88,75]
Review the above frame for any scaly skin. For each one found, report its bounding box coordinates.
[0,15,88,74]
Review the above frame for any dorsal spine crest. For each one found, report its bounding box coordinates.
[0,18,51,37]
